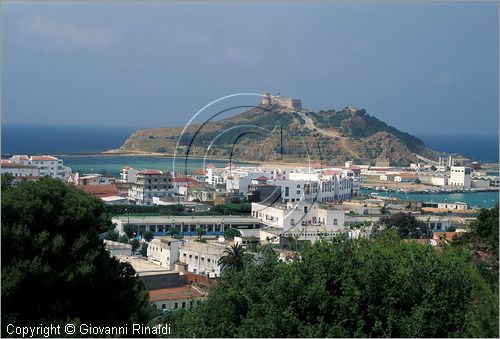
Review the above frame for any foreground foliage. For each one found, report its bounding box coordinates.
[1,177,155,334]
[166,232,498,337]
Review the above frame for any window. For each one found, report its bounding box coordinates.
[207,258,211,263]
[296,190,300,194]
[189,254,192,258]
[334,219,338,225]
[182,302,186,308]
[297,184,300,188]
[174,302,178,309]
[183,253,186,257]
[162,304,166,309]
[195,256,198,260]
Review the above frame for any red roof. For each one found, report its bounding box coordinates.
[149,286,206,302]
[254,176,269,181]
[80,184,119,198]
[31,155,58,161]
[138,169,163,175]
[206,164,216,169]
[171,177,199,183]
[194,168,206,175]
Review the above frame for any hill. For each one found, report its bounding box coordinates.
[114,102,438,166]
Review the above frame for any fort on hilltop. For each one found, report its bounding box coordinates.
[260,92,302,110]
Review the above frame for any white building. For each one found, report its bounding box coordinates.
[128,170,173,206]
[120,166,139,183]
[206,167,225,186]
[394,174,418,183]
[0,162,39,178]
[251,201,346,243]
[78,174,114,186]
[179,241,226,277]
[449,166,471,189]
[6,155,71,180]
[437,202,468,211]
[148,238,180,270]
[148,238,226,278]
[431,176,448,186]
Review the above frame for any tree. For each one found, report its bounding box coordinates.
[218,243,250,274]
[196,227,206,240]
[103,230,119,241]
[168,226,179,238]
[139,243,148,257]
[118,234,130,244]
[130,239,140,254]
[166,232,498,337]
[374,212,430,239]
[143,230,154,242]
[454,204,499,284]
[379,206,390,215]
[1,177,155,334]
[123,224,135,239]
[224,228,241,240]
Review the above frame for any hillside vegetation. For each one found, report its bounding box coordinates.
[116,104,437,166]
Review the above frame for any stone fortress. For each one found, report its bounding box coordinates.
[260,92,302,110]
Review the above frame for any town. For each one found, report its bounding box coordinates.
[1,151,498,314]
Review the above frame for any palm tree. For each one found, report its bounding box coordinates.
[218,243,249,274]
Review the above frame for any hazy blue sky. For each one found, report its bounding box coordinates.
[2,1,498,137]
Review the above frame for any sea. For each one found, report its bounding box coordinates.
[361,189,498,209]
[2,124,499,207]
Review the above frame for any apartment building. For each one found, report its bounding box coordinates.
[6,154,71,180]
[128,170,173,205]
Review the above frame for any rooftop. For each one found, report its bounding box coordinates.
[31,155,58,161]
[138,169,164,175]
[111,215,259,224]
[80,184,119,198]
[117,255,174,276]
[149,285,206,302]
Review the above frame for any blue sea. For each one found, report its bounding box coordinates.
[420,134,498,163]
[1,124,498,177]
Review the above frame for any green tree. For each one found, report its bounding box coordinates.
[143,230,154,242]
[224,228,241,240]
[167,232,498,337]
[130,239,141,254]
[123,223,135,239]
[196,227,206,240]
[379,206,390,215]
[139,243,148,257]
[375,212,430,239]
[218,243,250,274]
[103,229,119,241]
[1,177,155,334]
[119,234,130,244]
[454,204,499,284]
[168,226,179,238]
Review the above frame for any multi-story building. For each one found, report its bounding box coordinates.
[449,166,471,189]
[148,238,180,270]
[120,165,139,183]
[0,162,39,178]
[148,238,227,278]
[179,241,226,277]
[251,201,346,243]
[6,155,71,180]
[78,174,115,185]
[128,170,173,205]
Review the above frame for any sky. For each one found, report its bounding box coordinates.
[2,1,499,137]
